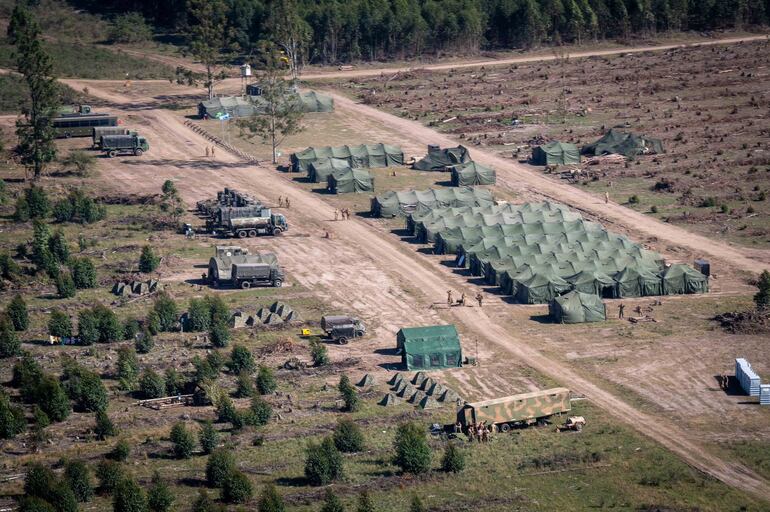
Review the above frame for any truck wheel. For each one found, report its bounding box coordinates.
[64,132,71,139]
[272,279,282,288]
[248,229,258,237]
[355,330,365,337]
[240,281,251,289]
[108,150,117,158]
[338,337,349,345]
[500,423,510,433]
[237,230,248,238]
[134,148,144,156]
[272,228,283,236]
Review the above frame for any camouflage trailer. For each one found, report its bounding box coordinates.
[457,387,570,432]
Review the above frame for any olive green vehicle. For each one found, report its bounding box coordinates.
[457,387,571,432]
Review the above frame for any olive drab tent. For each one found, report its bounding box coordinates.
[661,264,709,295]
[396,325,462,371]
[567,270,617,298]
[450,162,496,186]
[307,158,351,183]
[531,142,581,165]
[370,187,494,217]
[413,145,472,171]
[581,129,664,158]
[199,91,334,119]
[328,169,374,194]
[296,91,334,112]
[515,271,572,304]
[613,266,663,297]
[549,291,607,323]
[291,144,404,172]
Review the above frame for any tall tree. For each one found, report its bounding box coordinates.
[266,0,311,80]
[7,3,60,179]
[187,0,230,99]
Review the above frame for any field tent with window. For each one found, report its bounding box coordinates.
[549,290,607,323]
[396,325,462,371]
[370,187,494,217]
[307,158,351,183]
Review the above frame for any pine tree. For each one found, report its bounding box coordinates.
[187,298,211,332]
[409,495,426,512]
[48,309,72,337]
[94,410,118,439]
[37,374,71,422]
[70,257,97,289]
[441,443,465,473]
[139,246,160,273]
[95,459,124,493]
[245,395,272,427]
[304,437,344,486]
[55,272,76,298]
[258,483,285,512]
[310,340,329,366]
[0,317,22,358]
[393,422,431,474]
[199,420,219,454]
[227,345,254,373]
[64,460,93,502]
[151,292,178,332]
[49,229,70,263]
[110,439,130,462]
[113,477,147,512]
[754,269,770,311]
[256,365,277,395]
[0,391,26,438]
[356,490,376,512]
[205,448,235,488]
[221,469,253,504]
[7,294,29,331]
[116,346,140,391]
[319,488,345,512]
[187,0,230,99]
[140,369,166,399]
[209,319,230,348]
[333,419,364,453]
[147,471,174,512]
[170,422,195,459]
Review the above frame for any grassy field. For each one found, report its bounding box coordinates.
[0,74,85,114]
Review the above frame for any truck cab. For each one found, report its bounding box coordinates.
[271,213,288,234]
[321,315,366,345]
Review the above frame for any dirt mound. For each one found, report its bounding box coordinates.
[713,310,770,334]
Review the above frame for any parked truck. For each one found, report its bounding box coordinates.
[231,262,284,289]
[101,134,149,157]
[218,209,288,238]
[93,127,133,148]
[320,315,366,344]
[456,387,571,433]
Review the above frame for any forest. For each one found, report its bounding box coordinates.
[58,0,770,63]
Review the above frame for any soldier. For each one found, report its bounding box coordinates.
[460,292,466,306]
[605,191,610,204]
[447,289,453,306]
[454,420,462,434]
[334,209,339,221]
[205,146,210,157]
[211,145,216,157]
[618,303,625,319]
[278,196,283,208]
[476,292,483,307]
[285,198,291,209]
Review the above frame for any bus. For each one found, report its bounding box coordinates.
[53,114,118,139]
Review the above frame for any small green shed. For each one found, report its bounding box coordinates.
[396,325,462,371]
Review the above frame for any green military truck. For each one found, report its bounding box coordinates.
[231,262,284,289]
[93,127,133,148]
[101,134,149,157]
[457,387,571,432]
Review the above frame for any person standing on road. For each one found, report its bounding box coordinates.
[211,145,216,157]
[618,303,625,319]
[605,191,610,204]
[205,146,210,157]
[476,292,483,308]
[460,292,466,306]
[285,198,291,209]
[447,290,453,306]
[334,209,339,221]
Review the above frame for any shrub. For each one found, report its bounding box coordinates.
[147,472,174,512]
[234,371,255,398]
[48,230,70,263]
[209,320,230,348]
[199,420,219,454]
[56,272,76,298]
[191,490,224,512]
[227,345,254,374]
[245,396,272,427]
[61,151,96,177]
[139,246,160,273]
[49,310,73,337]
[122,317,140,340]
[628,194,640,204]
[256,365,276,395]
[393,422,431,474]
[62,361,109,412]
[170,422,195,459]
[650,205,659,214]
[755,270,770,311]
[24,463,56,498]
[111,439,131,461]
[0,391,26,439]
[134,328,154,354]
[140,369,166,399]
[30,220,55,275]
[720,204,729,214]
[12,355,43,397]
[70,257,97,289]
[151,292,178,332]
[193,356,218,382]
[116,346,140,391]
[699,196,717,208]
[52,199,75,223]
[221,470,253,504]
[47,483,79,512]
[304,437,343,486]
[53,190,105,223]
[205,448,235,488]
[320,488,345,512]
[164,368,185,396]
[64,460,93,502]
[18,496,55,512]
[78,309,100,346]
[95,410,118,439]
[96,460,124,493]
[187,298,210,332]
[113,477,147,512]
[441,443,465,473]
[356,490,375,512]
[258,483,285,512]
[333,419,365,453]
[409,495,426,512]
[205,295,230,325]
[0,317,21,358]
[19,186,50,220]
[0,252,21,281]
[36,375,71,422]
[310,340,329,366]
[215,396,242,429]
[93,305,123,342]
[7,294,29,331]
[339,375,359,412]
[32,405,50,431]
[112,12,153,43]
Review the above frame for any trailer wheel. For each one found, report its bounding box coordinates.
[272,279,282,288]
[134,148,143,156]
[237,230,248,238]
[108,150,117,158]
[500,423,510,433]
[240,281,251,289]
[248,229,258,237]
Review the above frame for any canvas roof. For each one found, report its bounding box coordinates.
[198,91,333,119]
[307,158,351,183]
[662,264,708,295]
[397,325,462,371]
[328,168,374,194]
[581,129,664,157]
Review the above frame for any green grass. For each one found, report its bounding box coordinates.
[0,74,85,114]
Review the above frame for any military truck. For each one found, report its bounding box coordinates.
[220,209,288,238]
[320,315,366,345]
[231,262,284,288]
[101,134,149,157]
[456,387,571,433]
[93,127,132,148]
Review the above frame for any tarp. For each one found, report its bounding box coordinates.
[396,325,462,371]
[531,142,581,165]
[307,158,351,183]
[371,187,494,217]
[581,129,664,158]
[450,162,496,186]
[291,144,404,172]
[661,264,709,295]
[413,145,472,171]
[549,291,607,323]
[198,91,334,119]
[613,266,662,297]
[328,168,374,194]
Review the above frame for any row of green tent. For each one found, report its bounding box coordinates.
[198,91,334,119]
[529,130,665,166]
[371,187,494,217]
[291,144,404,173]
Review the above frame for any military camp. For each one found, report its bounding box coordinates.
[413,145,472,171]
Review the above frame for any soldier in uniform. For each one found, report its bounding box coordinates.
[447,289,453,306]
[460,292,466,306]
[476,292,483,307]
[205,146,210,157]
[334,209,339,221]
[285,198,291,209]
[618,303,625,319]
[278,196,283,207]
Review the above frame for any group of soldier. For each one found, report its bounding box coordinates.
[333,208,351,221]
[277,196,291,208]
[204,145,217,158]
[455,420,495,443]
[447,289,484,308]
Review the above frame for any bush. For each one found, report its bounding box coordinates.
[95,460,124,493]
[116,346,140,391]
[52,199,75,224]
[7,294,29,331]
[61,151,97,177]
[139,246,160,273]
[699,196,717,208]
[147,472,174,512]
[0,252,21,281]
[650,205,659,214]
[234,371,255,398]
[193,356,218,383]
[206,295,230,325]
[409,495,426,512]
[18,186,50,220]
[111,439,131,461]
[209,320,230,348]
[56,272,76,298]
[70,257,97,289]
[170,422,195,459]
[628,194,640,205]
[356,490,375,512]
[441,443,465,473]
[13,355,43,397]
[32,405,50,431]
[52,190,105,224]
[245,396,272,427]
[755,270,770,311]
[111,12,153,43]
[310,340,329,366]
[258,483,284,512]
[36,375,71,422]
[227,345,254,374]
[113,477,147,512]
[151,292,178,332]
[49,230,70,263]
[140,369,166,399]
[199,420,219,454]
[393,422,431,474]
[0,317,21,358]
[221,470,253,504]
[122,317,140,340]
[720,204,729,213]
[134,328,154,354]
[30,220,56,275]
[0,391,26,438]
[24,463,56,498]
[333,419,365,453]
[95,410,118,439]
[78,309,100,346]
[205,448,235,488]
[49,310,73,337]
[47,483,79,512]
[215,396,242,429]
[304,437,343,486]
[256,365,276,395]
[191,490,224,512]
[164,368,185,396]
[187,298,211,332]
[320,488,345,512]
[18,496,55,512]
[339,375,359,412]
[64,460,93,502]
[62,361,109,412]
[93,304,123,342]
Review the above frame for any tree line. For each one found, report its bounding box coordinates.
[74,0,770,63]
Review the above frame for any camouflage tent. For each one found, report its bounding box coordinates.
[450,162,496,186]
[307,158,351,183]
[549,290,607,323]
[291,144,404,172]
[371,187,494,217]
[661,264,709,295]
[531,142,580,165]
[613,266,663,297]
[413,145,472,171]
[328,169,374,194]
[396,325,462,371]
[581,129,664,158]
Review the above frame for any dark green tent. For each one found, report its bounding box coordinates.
[308,158,351,183]
[328,169,374,194]
[291,144,404,172]
[549,291,607,323]
[413,145,472,171]
[613,266,662,297]
[371,188,494,217]
[661,264,708,295]
[396,325,462,371]
[581,129,664,158]
[515,271,572,304]
[450,162,496,186]
[531,142,581,165]
[567,269,616,297]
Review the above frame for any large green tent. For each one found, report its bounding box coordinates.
[328,169,374,194]
[549,291,607,323]
[396,325,462,371]
[371,187,494,217]
[198,91,333,119]
[515,271,572,304]
[613,266,662,297]
[531,142,581,165]
[581,129,664,158]
[450,162,496,186]
[291,144,404,172]
[567,270,617,297]
[413,145,472,171]
[307,158,351,183]
[661,264,709,295]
